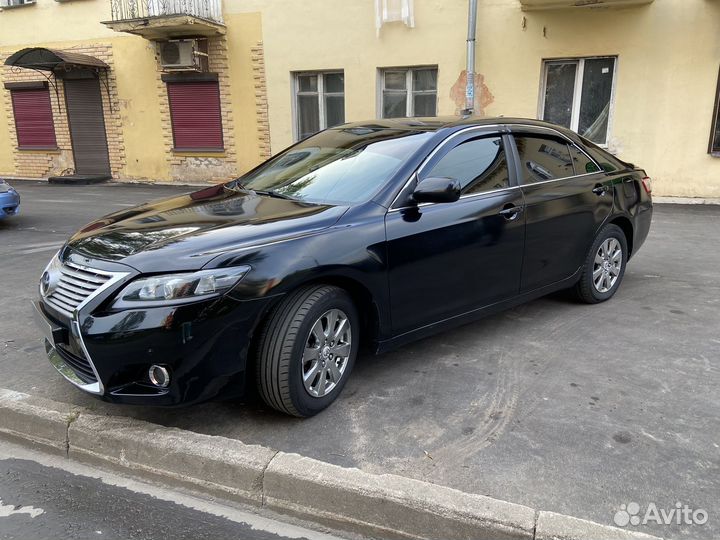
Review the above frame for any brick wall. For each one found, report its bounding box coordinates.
[0,44,125,179]
[156,36,239,183]
[251,41,271,161]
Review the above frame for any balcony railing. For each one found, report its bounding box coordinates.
[109,0,223,24]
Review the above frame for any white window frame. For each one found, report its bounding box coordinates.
[1,0,36,7]
[378,66,438,118]
[538,56,618,147]
[292,71,344,141]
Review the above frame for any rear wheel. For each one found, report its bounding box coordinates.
[573,223,628,304]
[256,285,359,417]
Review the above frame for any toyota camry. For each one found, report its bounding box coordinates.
[33,117,653,417]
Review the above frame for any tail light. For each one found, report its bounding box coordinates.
[641,176,652,195]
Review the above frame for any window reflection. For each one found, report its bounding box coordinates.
[425,136,510,195]
[237,128,434,204]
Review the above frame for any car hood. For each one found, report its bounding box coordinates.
[66,184,349,272]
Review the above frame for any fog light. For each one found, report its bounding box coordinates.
[148,365,170,388]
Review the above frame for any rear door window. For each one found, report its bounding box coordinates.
[513,135,574,184]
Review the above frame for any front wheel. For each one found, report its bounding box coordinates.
[573,223,628,304]
[255,285,359,417]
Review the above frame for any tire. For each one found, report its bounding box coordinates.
[255,285,359,417]
[573,223,628,304]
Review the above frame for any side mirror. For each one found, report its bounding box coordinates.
[412,177,462,204]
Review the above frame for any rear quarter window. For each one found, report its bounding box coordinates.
[568,144,601,175]
[579,136,630,173]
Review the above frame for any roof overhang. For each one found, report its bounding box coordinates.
[520,0,654,10]
[4,48,109,72]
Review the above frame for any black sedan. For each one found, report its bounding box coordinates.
[33,117,653,417]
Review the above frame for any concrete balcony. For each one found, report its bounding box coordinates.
[103,0,225,40]
[520,0,654,10]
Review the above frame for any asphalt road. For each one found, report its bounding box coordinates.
[0,439,349,540]
[1,180,719,540]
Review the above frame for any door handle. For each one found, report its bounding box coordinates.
[498,204,524,221]
[592,184,610,196]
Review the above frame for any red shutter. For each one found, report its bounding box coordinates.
[167,81,223,150]
[11,88,57,148]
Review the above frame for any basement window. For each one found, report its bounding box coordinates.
[380,66,437,118]
[709,66,720,156]
[540,57,617,146]
[293,72,345,141]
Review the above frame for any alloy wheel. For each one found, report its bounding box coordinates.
[302,308,352,398]
[593,237,623,293]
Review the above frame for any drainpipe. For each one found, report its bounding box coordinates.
[463,0,478,115]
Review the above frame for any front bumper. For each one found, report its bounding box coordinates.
[33,254,275,406]
[0,190,20,218]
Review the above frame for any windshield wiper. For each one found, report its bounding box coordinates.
[224,182,297,201]
[252,189,297,201]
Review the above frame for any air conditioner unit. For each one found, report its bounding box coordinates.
[159,39,209,72]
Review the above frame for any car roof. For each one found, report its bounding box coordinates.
[333,116,570,133]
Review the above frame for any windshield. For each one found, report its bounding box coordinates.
[232,127,434,204]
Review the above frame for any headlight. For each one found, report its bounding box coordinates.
[112,266,250,309]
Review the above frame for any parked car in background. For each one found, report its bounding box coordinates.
[33,117,652,417]
[0,179,20,219]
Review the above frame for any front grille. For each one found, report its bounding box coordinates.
[45,261,112,317]
[56,344,97,384]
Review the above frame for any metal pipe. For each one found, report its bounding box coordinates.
[464,0,478,115]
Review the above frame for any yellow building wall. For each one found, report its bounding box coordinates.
[228,0,720,198]
[225,11,266,175]
[479,0,720,197]
[1,0,719,196]
[111,36,170,181]
[0,0,264,181]
[227,0,469,151]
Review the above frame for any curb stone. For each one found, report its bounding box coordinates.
[0,389,663,540]
[68,412,277,506]
[535,511,662,540]
[653,196,720,205]
[0,388,76,454]
[263,451,535,540]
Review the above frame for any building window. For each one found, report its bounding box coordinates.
[540,57,616,145]
[166,81,223,151]
[10,87,57,149]
[381,67,437,118]
[0,0,36,7]
[709,66,720,156]
[295,71,345,139]
[294,72,345,140]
